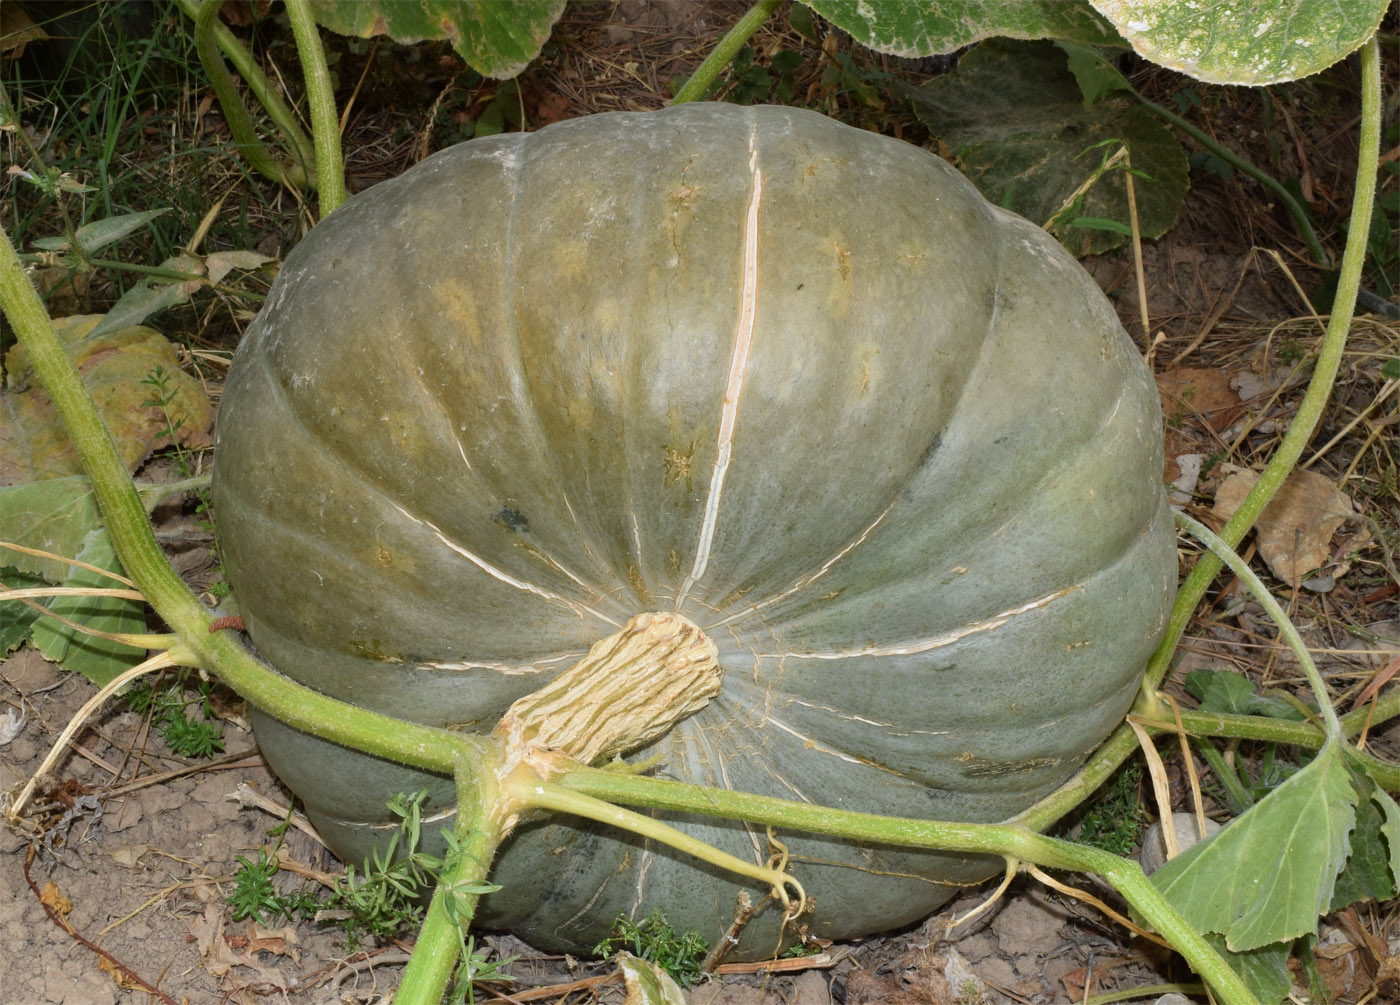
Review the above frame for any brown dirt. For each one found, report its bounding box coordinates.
[3,2,1398,1003]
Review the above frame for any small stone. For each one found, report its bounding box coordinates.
[1139,813,1223,874]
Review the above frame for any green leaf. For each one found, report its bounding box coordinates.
[30,528,145,686]
[1184,668,1306,721]
[1151,742,1358,952]
[0,477,101,582]
[1070,216,1133,235]
[1057,41,1132,108]
[804,0,1125,56]
[306,0,565,79]
[1090,0,1389,85]
[0,566,48,653]
[1203,934,1292,1005]
[86,264,204,339]
[29,208,170,255]
[900,39,1188,255]
[1329,769,1399,909]
[1381,357,1400,381]
[615,953,687,1005]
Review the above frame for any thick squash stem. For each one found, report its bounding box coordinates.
[493,611,720,778]
[1141,37,1382,697]
[189,0,315,190]
[671,0,783,104]
[396,761,505,1004]
[284,0,348,214]
[553,762,1256,1005]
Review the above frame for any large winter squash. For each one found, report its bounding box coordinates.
[212,103,1176,957]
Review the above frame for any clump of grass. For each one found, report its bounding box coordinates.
[593,908,709,987]
[124,673,224,759]
[226,789,513,1002]
[1071,759,1147,856]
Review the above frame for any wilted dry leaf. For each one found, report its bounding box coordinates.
[0,4,48,57]
[1,314,213,485]
[1157,367,1244,432]
[205,250,274,286]
[1213,468,1355,586]
[40,881,74,930]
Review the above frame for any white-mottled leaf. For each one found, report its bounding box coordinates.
[805,0,1125,56]
[900,40,1187,255]
[307,0,565,79]
[1151,742,1359,951]
[1091,0,1388,85]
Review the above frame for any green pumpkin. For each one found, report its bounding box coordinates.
[212,103,1176,958]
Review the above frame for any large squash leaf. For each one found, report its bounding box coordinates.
[29,528,146,687]
[900,39,1187,256]
[0,566,47,654]
[307,1,565,79]
[1091,0,1389,85]
[804,0,1125,55]
[1149,743,1359,952]
[1,314,213,484]
[0,477,101,582]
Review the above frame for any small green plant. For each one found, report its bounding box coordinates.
[1277,338,1306,365]
[1071,759,1146,856]
[124,674,224,759]
[228,847,300,923]
[225,789,513,1004]
[446,934,516,1005]
[309,789,502,949]
[592,908,708,988]
[722,46,804,104]
[141,365,191,472]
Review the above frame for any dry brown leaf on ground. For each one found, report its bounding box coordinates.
[0,314,213,485]
[39,880,73,925]
[1213,467,1356,586]
[1157,366,1245,433]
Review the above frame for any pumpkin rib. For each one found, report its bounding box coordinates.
[491,129,676,617]
[488,134,646,613]
[733,353,1162,646]
[390,320,630,612]
[750,581,1084,661]
[699,496,899,634]
[245,332,629,632]
[675,120,764,611]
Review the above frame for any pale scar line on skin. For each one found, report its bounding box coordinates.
[760,713,907,777]
[401,349,624,612]
[674,128,762,611]
[758,585,1082,660]
[419,652,581,674]
[388,502,623,627]
[631,847,656,918]
[703,500,897,633]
